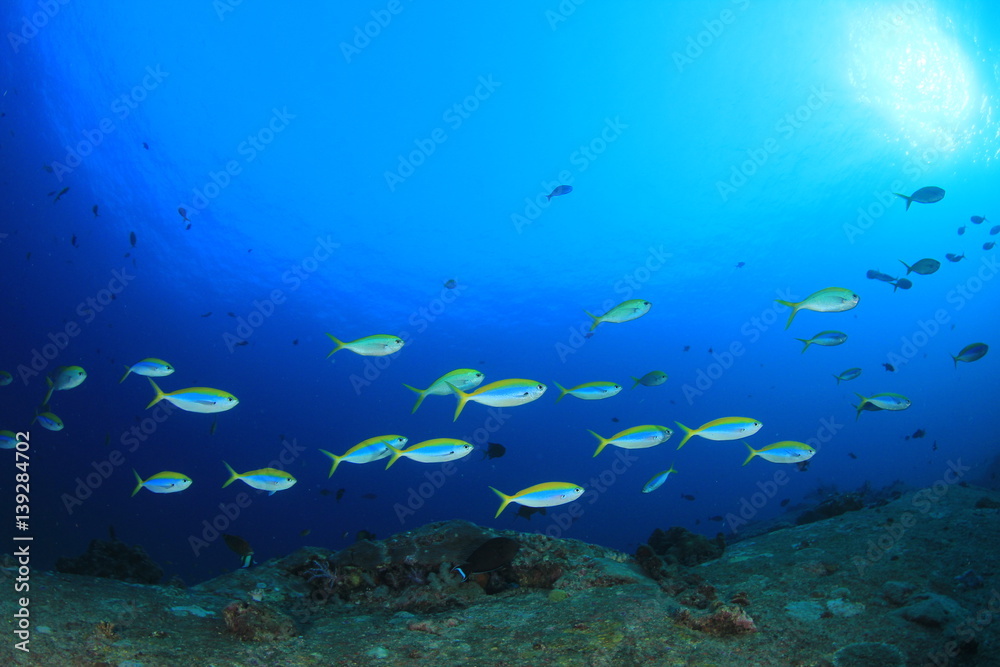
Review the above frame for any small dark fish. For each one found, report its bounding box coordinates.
[680,494,695,501]
[201,312,212,317]
[932,441,938,451]
[70,234,78,247]
[356,530,376,541]
[780,498,790,507]
[292,339,299,345]
[185,223,192,230]
[227,312,236,317]
[234,340,248,347]
[991,225,1000,235]
[546,185,573,201]
[209,419,218,436]
[958,226,966,235]
[53,186,69,202]
[300,529,311,537]
[899,258,940,275]
[971,215,987,224]
[129,231,136,247]
[584,332,594,339]
[883,363,895,372]
[894,186,944,210]
[611,417,620,422]
[848,452,857,459]
[26,252,31,260]
[683,346,690,352]
[912,428,926,439]
[708,515,724,522]
[795,461,811,472]
[335,488,345,502]
[47,190,55,196]
[43,164,53,173]
[223,534,255,568]
[178,207,190,222]
[92,205,99,217]
[318,488,332,496]
[708,348,713,354]
[735,262,745,268]
[483,442,506,460]
[361,493,377,500]
[453,537,520,581]
[443,279,458,289]
[985,242,996,251]
[945,253,965,262]
[515,506,547,521]
[891,278,912,291]
[142,142,149,150]
[866,269,895,282]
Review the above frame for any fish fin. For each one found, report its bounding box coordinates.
[554,382,568,403]
[319,449,342,477]
[145,377,166,409]
[668,464,678,475]
[446,382,469,421]
[774,299,798,329]
[587,429,610,457]
[630,376,641,390]
[742,442,757,467]
[325,333,345,358]
[131,469,144,496]
[583,310,601,332]
[402,383,427,413]
[893,192,912,210]
[267,490,275,496]
[119,365,132,383]
[951,355,958,369]
[489,486,512,519]
[833,374,841,385]
[453,566,468,582]
[674,421,696,449]
[795,338,810,353]
[898,259,912,275]
[222,461,239,488]
[384,444,405,469]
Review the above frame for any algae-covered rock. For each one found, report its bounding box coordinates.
[221,600,298,641]
[832,642,905,667]
[55,538,163,585]
[892,592,966,628]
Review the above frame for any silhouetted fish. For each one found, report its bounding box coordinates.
[223,534,255,568]
[129,231,136,248]
[453,537,520,581]
[483,442,506,460]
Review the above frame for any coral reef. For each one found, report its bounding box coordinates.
[674,604,757,636]
[221,600,298,642]
[832,642,906,667]
[55,537,163,584]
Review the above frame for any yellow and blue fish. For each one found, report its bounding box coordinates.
[384,438,474,468]
[403,369,484,413]
[222,462,296,495]
[33,411,64,431]
[585,299,651,331]
[588,425,673,457]
[0,370,12,386]
[146,378,238,413]
[952,343,988,368]
[120,358,175,383]
[319,435,406,477]
[447,379,546,421]
[554,381,622,402]
[795,330,847,353]
[675,417,762,449]
[834,368,862,384]
[776,288,859,329]
[742,441,815,466]
[631,371,668,389]
[42,365,87,404]
[0,430,17,449]
[489,482,584,518]
[132,469,192,496]
[854,392,911,420]
[641,465,678,494]
[326,333,403,357]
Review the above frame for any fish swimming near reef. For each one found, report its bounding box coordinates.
[453,537,520,581]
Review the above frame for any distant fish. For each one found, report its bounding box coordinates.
[893,186,945,210]
[142,142,149,150]
[222,461,296,495]
[899,258,940,275]
[833,367,862,384]
[129,231,137,248]
[70,234,78,248]
[735,262,745,268]
[675,417,762,449]
[443,279,458,289]
[489,482,584,518]
[546,185,573,201]
[971,215,988,225]
[325,333,404,357]
[951,342,988,368]
[641,465,678,494]
[0,430,16,449]
[227,312,236,317]
[554,381,622,402]
[945,253,965,263]
[52,186,69,202]
[483,442,506,460]
[883,362,895,372]
[776,287,859,329]
[92,205,99,217]
[630,370,668,389]
[847,452,857,459]
[991,225,1000,235]
[300,529,311,537]
[891,278,912,292]
[453,537,520,581]
[985,242,996,251]
[795,330,847,353]
[335,488,345,501]
[680,494,696,501]
[957,226,966,235]
[131,469,192,496]
[584,299,652,331]
[683,345,691,352]
[911,428,926,439]
[780,498,791,507]
[178,207,190,223]
[222,534,255,568]
[866,270,895,282]
[0,370,11,386]
[201,312,212,317]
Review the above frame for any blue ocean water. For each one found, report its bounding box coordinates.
[2,0,998,583]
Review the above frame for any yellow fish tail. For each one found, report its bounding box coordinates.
[131,469,144,497]
[489,486,512,518]
[42,377,55,406]
[951,355,959,369]
[325,333,345,358]
[775,299,799,330]
[319,449,342,478]
[675,421,695,450]
[742,441,758,467]
[587,429,610,457]
[554,382,569,403]
[119,365,132,384]
[145,378,166,409]
[795,338,811,354]
[447,382,470,422]
[402,383,427,414]
[222,461,240,488]
[630,376,641,390]
[384,444,405,470]
[583,310,602,332]
[853,393,868,421]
